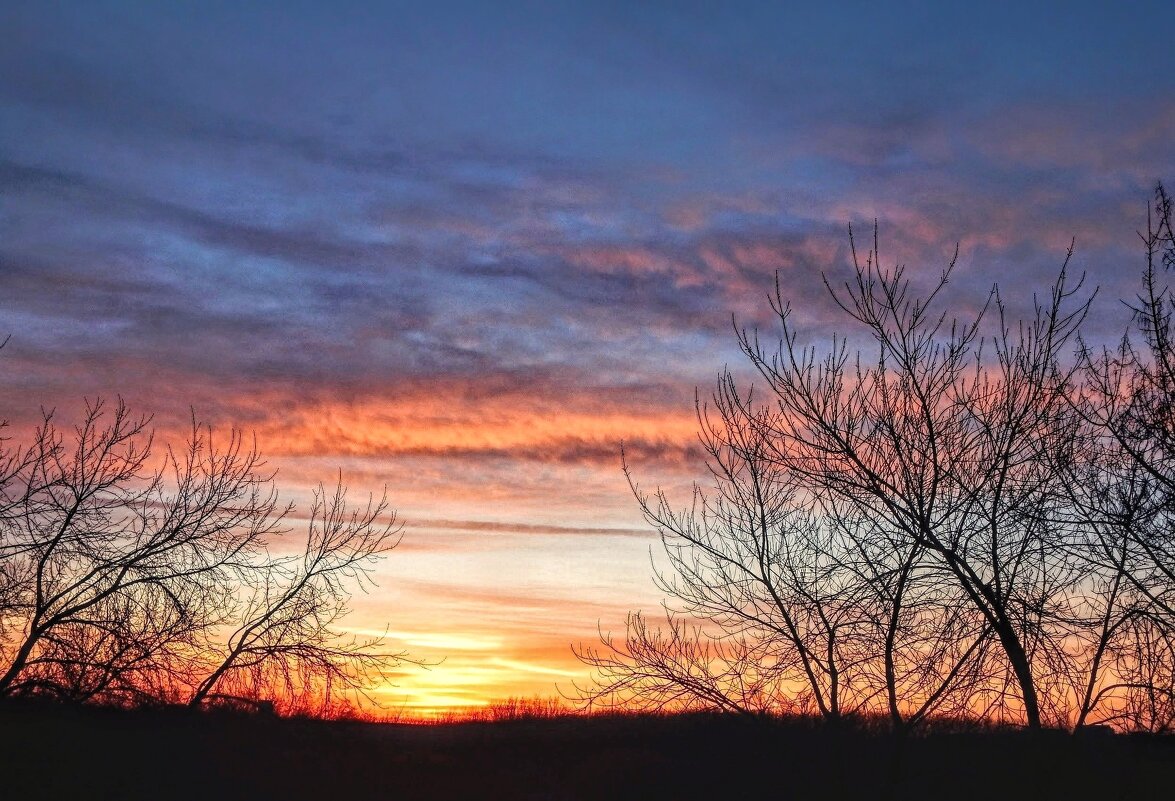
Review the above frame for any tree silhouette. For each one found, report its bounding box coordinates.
[1065,184,1175,731]
[579,382,991,725]
[190,480,404,711]
[0,398,407,711]
[582,187,1175,731]
[0,401,283,700]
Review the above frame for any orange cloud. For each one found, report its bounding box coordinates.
[231,384,699,466]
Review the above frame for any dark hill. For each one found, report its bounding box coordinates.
[2,702,1171,800]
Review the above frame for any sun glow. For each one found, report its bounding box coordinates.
[373,653,588,718]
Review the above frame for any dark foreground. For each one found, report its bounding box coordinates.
[2,703,1172,801]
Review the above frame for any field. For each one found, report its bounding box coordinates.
[2,703,1172,800]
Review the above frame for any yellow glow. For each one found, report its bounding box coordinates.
[376,629,504,652]
[133,380,683,717]
[489,658,581,678]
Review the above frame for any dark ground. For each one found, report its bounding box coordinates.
[1,702,1172,800]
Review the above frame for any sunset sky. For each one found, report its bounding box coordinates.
[2,1,1174,714]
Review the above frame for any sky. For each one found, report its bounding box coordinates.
[2,1,1174,714]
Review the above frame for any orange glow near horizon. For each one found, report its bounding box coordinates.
[340,517,663,716]
[228,394,690,716]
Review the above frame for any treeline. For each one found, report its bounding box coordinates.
[0,399,403,712]
[580,185,1175,732]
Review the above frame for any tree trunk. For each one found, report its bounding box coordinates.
[994,622,1041,729]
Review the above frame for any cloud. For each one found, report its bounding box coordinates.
[408,518,652,538]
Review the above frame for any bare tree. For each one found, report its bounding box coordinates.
[0,400,284,700]
[579,384,864,719]
[189,480,406,712]
[1084,185,1175,626]
[1064,183,1175,729]
[583,226,1095,730]
[0,397,409,711]
[14,589,202,704]
[579,371,994,728]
